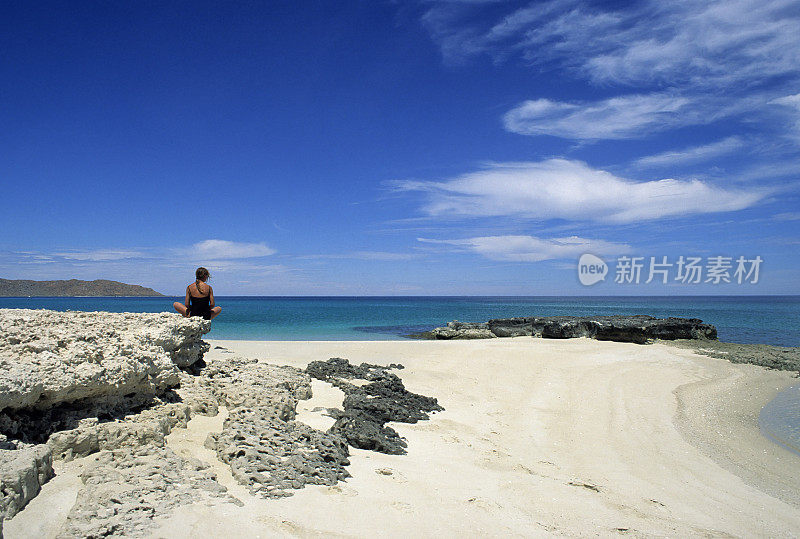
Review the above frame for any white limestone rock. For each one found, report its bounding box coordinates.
[0,444,54,519]
[0,309,210,413]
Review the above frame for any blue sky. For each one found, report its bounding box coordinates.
[1,0,798,295]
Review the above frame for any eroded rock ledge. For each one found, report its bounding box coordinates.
[0,310,442,537]
[0,308,212,529]
[411,315,717,344]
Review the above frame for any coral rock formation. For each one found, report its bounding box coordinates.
[0,443,54,520]
[0,310,442,537]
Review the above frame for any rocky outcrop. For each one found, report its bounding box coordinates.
[0,309,209,414]
[46,399,194,461]
[414,315,717,344]
[0,444,54,520]
[415,321,496,340]
[669,340,800,373]
[0,310,444,536]
[200,356,353,499]
[0,352,339,536]
[59,445,230,538]
[206,407,352,499]
[307,358,443,454]
[488,317,534,337]
[0,309,211,523]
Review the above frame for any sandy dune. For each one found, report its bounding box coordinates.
[145,338,800,538]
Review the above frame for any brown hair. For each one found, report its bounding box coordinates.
[195,267,210,282]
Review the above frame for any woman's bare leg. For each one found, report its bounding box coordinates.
[173,302,189,317]
[210,306,222,320]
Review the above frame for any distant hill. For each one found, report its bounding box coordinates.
[0,278,164,297]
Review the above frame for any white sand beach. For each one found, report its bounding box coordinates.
[141,338,800,537]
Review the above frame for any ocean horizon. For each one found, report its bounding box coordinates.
[2,295,798,347]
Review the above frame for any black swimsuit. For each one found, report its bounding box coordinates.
[188,285,212,320]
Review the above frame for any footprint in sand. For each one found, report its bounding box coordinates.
[465,496,501,511]
[391,501,414,513]
[375,467,407,483]
[441,434,462,444]
[325,484,359,497]
[257,516,314,535]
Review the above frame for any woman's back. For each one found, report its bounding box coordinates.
[173,267,222,320]
[187,282,212,319]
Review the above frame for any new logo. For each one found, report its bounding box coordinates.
[578,254,607,286]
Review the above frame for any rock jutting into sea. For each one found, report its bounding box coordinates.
[410,315,718,344]
[0,309,441,537]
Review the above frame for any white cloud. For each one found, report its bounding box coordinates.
[189,239,276,259]
[418,235,630,262]
[297,251,419,261]
[423,0,800,88]
[396,159,766,223]
[52,249,146,261]
[774,212,800,221]
[772,93,800,108]
[191,261,288,274]
[771,93,800,141]
[733,161,800,182]
[633,137,745,168]
[423,0,800,142]
[503,94,694,139]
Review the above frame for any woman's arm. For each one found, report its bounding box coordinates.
[185,287,191,307]
[209,286,215,308]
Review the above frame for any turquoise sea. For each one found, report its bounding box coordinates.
[0,295,798,346]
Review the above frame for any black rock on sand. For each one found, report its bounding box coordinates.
[306,358,443,455]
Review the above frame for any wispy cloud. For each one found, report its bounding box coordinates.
[296,251,419,261]
[774,212,800,221]
[771,93,800,141]
[51,249,146,261]
[423,0,800,142]
[396,159,767,223]
[733,161,800,183]
[423,0,800,88]
[187,239,276,259]
[418,235,630,262]
[503,94,693,140]
[633,137,745,168]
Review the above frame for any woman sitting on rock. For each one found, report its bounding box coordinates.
[173,267,222,320]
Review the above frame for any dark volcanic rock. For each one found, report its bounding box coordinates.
[488,317,535,337]
[306,358,443,454]
[417,315,717,344]
[414,321,495,340]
